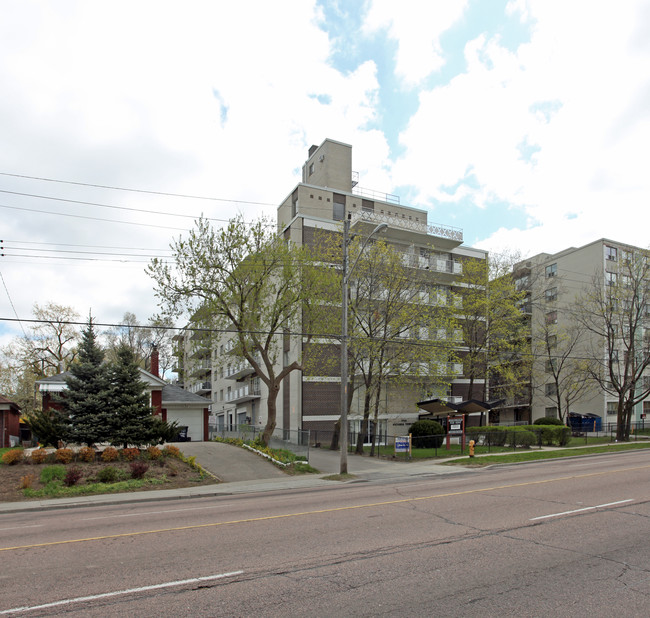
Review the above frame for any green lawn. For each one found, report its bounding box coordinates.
[357,434,649,460]
[443,441,650,466]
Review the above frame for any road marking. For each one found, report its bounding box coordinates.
[81,504,233,521]
[529,499,634,521]
[0,525,42,532]
[2,463,649,553]
[0,570,244,615]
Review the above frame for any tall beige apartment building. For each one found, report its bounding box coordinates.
[178,139,487,438]
[513,239,650,426]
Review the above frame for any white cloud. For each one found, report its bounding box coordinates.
[0,0,386,341]
[364,0,469,85]
[390,0,650,257]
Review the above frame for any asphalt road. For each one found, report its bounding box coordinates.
[2,450,649,616]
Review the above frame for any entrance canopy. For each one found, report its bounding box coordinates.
[416,398,504,417]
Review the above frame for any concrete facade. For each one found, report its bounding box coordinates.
[514,239,650,425]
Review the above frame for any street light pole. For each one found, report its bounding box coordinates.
[340,216,387,474]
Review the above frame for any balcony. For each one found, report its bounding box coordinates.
[224,355,261,380]
[350,210,463,242]
[226,383,261,404]
[190,360,212,378]
[188,381,211,395]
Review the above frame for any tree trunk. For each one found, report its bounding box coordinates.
[370,382,382,457]
[355,389,372,454]
[262,383,280,446]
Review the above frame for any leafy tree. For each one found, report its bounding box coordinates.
[346,238,455,454]
[148,216,334,446]
[532,315,592,424]
[575,250,650,441]
[457,252,528,401]
[62,316,112,446]
[107,345,156,448]
[104,312,175,377]
[0,303,80,414]
[6,302,80,377]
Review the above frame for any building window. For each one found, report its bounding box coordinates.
[545,287,557,302]
[545,406,558,418]
[545,311,557,324]
[548,334,557,349]
[545,383,557,397]
[545,263,557,278]
[309,163,314,175]
[545,359,557,373]
[605,246,617,261]
[607,402,618,416]
[621,250,633,263]
[606,271,617,286]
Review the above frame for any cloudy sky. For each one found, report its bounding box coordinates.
[1,0,649,346]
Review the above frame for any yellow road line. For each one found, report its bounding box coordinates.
[2,463,648,553]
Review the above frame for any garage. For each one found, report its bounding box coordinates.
[161,384,210,442]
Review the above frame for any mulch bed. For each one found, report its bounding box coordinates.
[0,455,218,503]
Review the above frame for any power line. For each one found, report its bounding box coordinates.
[0,202,190,231]
[0,172,276,206]
[1,239,174,252]
[0,272,29,338]
[0,189,234,224]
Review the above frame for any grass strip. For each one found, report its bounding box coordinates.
[442,441,650,466]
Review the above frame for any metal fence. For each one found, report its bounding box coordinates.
[209,425,311,461]
[308,425,650,458]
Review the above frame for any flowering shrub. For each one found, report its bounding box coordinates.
[162,444,181,458]
[146,446,162,460]
[129,461,149,479]
[54,448,74,464]
[2,449,24,465]
[77,446,96,463]
[20,473,35,489]
[97,466,118,483]
[121,447,141,461]
[64,467,83,487]
[30,449,48,464]
[100,447,119,462]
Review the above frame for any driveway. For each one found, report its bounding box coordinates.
[169,441,286,482]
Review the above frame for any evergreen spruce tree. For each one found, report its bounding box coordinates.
[63,316,112,446]
[108,344,156,447]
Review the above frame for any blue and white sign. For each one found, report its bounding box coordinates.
[395,436,411,453]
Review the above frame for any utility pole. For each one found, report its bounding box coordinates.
[340,216,387,474]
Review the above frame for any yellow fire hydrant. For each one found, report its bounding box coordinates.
[469,440,475,458]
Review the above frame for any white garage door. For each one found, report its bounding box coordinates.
[168,409,204,441]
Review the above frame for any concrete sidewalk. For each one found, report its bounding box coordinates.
[0,445,466,514]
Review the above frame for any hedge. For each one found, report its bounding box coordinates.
[465,425,571,447]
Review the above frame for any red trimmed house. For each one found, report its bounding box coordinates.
[0,394,22,448]
[36,365,211,442]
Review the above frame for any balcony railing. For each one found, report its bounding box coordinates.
[188,381,211,394]
[226,384,261,403]
[351,210,463,242]
[353,185,400,205]
[224,355,262,380]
